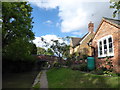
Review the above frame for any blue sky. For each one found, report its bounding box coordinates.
[31,4,84,38]
[31,6,60,37]
[29,0,116,47]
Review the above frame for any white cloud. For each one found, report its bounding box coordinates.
[33,34,67,48]
[33,37,43,47]
[29,0,115,35]
[44,20,52,25]
[27,0,61,9]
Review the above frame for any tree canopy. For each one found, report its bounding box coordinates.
[2,2,36,61]
[41,36,70,65]
[110,0,120,17]
[37,47,54,56]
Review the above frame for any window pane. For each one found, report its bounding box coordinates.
[109,37,112,42]
[104,39,106,44]
[108,37,113,53]
[109,48,113,52]
[104,39,107,54]
[99,41,102,55]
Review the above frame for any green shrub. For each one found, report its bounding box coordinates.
[90,70,96,74]
[82,54,88,60]
[66,60,73,67]
[79,63,87,71]
[71,65,80,70]
[90,69,104,75]
[53,62,61,68]
[117,73,120,76]
[91,68,120,76]
[94,69,104,75]
[71,63,87,71]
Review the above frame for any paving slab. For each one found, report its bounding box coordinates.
[40,70,48,88]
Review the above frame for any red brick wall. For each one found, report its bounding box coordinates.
[92,20,120,73]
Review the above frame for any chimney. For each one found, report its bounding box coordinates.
[88,21,94,33]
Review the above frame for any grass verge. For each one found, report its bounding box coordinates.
[47,68,120,88]
[32,72,42,89]
[32,82,40,88]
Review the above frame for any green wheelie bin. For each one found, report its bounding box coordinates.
[87,56,95,70]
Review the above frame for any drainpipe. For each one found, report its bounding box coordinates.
[87,42,95,57]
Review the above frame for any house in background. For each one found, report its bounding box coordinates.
[70,22,95,56]
[70,37,81,54]
[91,17,120,73]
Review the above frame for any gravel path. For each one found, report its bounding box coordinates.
[40,70,48,88]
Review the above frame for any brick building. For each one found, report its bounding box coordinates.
[70,22,95,56]
[91,17,120,73]
[70,37,81,54]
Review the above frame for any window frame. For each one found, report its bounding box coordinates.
[97,35,114,58]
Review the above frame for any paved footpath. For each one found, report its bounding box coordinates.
[40,70,48,88]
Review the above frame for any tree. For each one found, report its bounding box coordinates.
[31,43,37,55]
[2,2,35,60]
[41,36,70,65]
[2,2,34,47]
[46,48,54,55]
[2,2,37,72]
[37,47,54,55]
[110,0,120,17]
[4,38,33,61]
[37,47,46,55]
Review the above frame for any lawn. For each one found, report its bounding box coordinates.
[47,68,120,88]
[2,70,39,88]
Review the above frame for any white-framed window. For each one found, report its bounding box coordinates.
[98,35,114,58]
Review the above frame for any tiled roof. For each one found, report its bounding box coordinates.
[103,17,120,27]
[71,37,81,47]
[71,32,90,47]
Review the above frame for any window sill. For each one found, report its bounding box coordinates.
[98,55,114,59]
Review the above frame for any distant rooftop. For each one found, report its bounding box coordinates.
[71,37,81,47]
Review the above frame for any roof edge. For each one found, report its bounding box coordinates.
[103,17,120,28]
[93,17,120,39]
